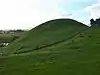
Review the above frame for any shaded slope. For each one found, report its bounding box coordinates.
[3,19,87,55]
[1,28,100,75]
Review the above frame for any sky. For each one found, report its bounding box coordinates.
[0,0,100,29]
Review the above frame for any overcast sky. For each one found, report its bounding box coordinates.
[0,0,100,29]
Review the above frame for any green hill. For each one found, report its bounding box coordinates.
[1,27,100,75]
[3,19,100,75]
[2,19,87,55]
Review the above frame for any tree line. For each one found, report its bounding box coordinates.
[90,18,100,27]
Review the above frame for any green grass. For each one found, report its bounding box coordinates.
[1,28,100,75]
[3,19,87,55]
[2,19,100,75]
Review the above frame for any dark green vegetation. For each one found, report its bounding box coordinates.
[1,19,100,75]
[90,18,100,27]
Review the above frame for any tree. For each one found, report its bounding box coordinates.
[90,18,96,27]
[90,18,100,27]
[16,29,24,32]
[95,18,100,26]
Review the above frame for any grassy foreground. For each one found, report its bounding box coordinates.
[0,28,100,75]
[1,19,100,75]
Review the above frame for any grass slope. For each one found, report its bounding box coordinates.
[2,19,87,55]
[1,28,100,75]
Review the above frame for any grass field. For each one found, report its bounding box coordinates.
[1,19,100,75]
[1,28,100,75]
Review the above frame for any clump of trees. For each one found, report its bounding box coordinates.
[90,18,100,27]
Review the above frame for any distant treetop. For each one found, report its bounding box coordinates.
[90,18,100,27]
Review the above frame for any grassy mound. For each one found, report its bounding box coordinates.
[2,19,87,55]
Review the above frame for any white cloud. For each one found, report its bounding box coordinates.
[0,0,95,29]
[34,0,72,24]
[84,2,100,19]
[0,0,72,29]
